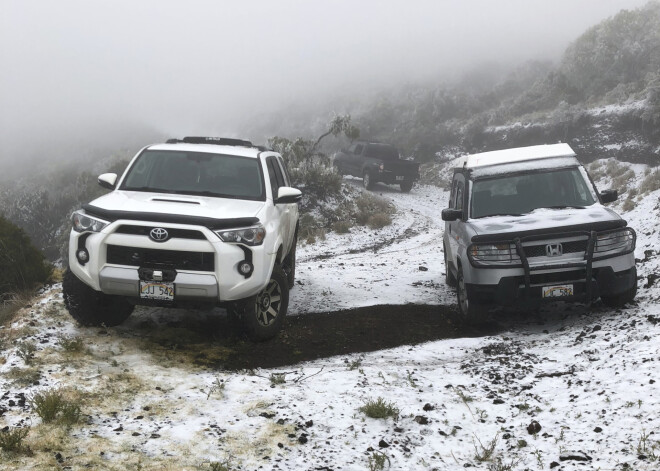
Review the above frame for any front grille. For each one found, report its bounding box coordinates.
[106,245,214,271]
[524,240,588,258]
[114,225,207,240]
[528,269,587,285]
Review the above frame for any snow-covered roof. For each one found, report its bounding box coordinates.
[148,142,263,158]
[453,143,577,169]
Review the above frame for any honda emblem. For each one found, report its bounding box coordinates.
[545,243,563,257]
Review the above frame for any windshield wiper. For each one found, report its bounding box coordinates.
[124,186,177,194]
[478,213,524,218]
[544,205,586,210]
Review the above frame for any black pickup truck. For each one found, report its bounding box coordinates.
[333,141,420,192]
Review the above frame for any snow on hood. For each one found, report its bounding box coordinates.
[468,204,623,236]
[88,190,265,219]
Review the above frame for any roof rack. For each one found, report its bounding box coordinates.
[166,136,254,147]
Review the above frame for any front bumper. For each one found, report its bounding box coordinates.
[68,220,275,303]
[466,265,637,306]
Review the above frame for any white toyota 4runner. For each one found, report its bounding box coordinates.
[63,137,301,340]
[442,143,637,321]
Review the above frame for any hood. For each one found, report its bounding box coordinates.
[469,205,626,242]
[88,191,265,220]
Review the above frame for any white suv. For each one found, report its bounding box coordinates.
[442,143,637,321]
[63,137,301,340]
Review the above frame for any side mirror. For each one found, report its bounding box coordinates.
[441,208,462,221]
[98,173,118,190]
[600,189,618,204]
[276,187,302,204]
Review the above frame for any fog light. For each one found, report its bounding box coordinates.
[76,249,89,265]
[238,261,253,277]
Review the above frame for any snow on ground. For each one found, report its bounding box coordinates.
[291,179,453,314]
[1,172,659,470]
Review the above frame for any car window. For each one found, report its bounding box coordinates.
[455,182,464,211]
[120,150,264,200]
[266,157,282,199]
[275,156,290,187]
[354,144,364,155]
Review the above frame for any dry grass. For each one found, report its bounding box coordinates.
[0,290,35,327]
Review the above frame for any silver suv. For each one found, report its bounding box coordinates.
[63,137,301,340]
[442,144,637,320]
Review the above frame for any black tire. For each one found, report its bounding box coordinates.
[363,171,375,190]
[233,265,288,341]
[62,269,134,327]
[601,283,637,308]
[283,236,297,290]
[444,247,457,288]
[400,179,414,193]
[456,265,487,323]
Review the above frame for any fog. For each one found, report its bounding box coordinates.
[0,0,649,178]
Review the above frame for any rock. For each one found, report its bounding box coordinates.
[550,462,560,468]
[298,434,308,444]
[259,412,275,419]
[414,415,429,425]
[423,403,435,411]
[493,399,504,404]
[394,427,404,433]
[112,425,123,432]
[378,439,389,448]
[418,266,428,271]
[527,420,542,435]
[594,427,603,433]
[305,420,313,427]
[559,451,592,462]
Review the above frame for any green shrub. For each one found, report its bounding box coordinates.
[0,215,52,297]
[640,169,660,194]
[367,213,392,229]
[355,193,395,227]
[0,426,30,453]
[332,220,353,234]
[359,397,400,420]
[30,389,82,425]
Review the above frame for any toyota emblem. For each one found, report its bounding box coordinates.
[150,227,169,242]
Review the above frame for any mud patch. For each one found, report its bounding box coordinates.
[120,304,500,371]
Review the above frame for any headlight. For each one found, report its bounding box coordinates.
[215,225,266,246]
[72,211,109,233]
[468,243,520,266]
[595,228,635,256]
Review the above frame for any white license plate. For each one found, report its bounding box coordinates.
[542,284,573,298]
[139,281,174,301]
[395,176,404,181]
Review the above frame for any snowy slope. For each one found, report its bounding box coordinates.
[0,168,659,470]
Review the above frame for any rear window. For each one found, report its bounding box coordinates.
[364,144,399,161]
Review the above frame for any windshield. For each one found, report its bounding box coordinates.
[470,167,596,219]
[120,150,264,200]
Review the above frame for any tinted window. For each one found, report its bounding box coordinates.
[470,167,596,218]
[365,144,398,160]
[120,150,264,200]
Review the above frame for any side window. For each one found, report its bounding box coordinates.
[353,144,364,155]
[275,157,290,187]
[266,157,281,199]
[455,182,464,211]
[348,143,358,154]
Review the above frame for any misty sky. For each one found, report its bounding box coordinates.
[0,0,650,170]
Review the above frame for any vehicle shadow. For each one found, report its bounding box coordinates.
[117,304,503,370]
